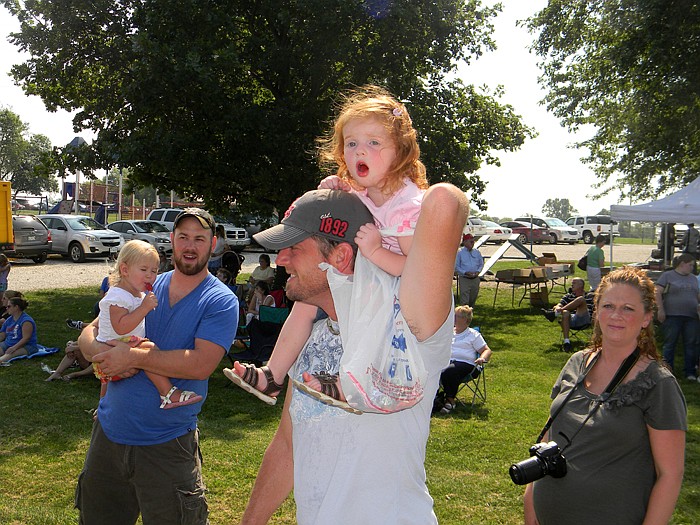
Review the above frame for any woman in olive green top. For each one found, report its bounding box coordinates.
[585,234,606,291]
[524,267,686,525]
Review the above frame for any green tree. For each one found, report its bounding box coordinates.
[0,108,59,195]
[542,198,577,221]
[3,0,534,215]
[0,109,26,181]
[527,0,700,201]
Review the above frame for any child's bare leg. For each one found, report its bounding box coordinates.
[229,301,316,395]
[146,371,203,408]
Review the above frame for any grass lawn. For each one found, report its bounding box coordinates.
[0,272,698,524]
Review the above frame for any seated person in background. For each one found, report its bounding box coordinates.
[245,281,275,325]
[216,267,236,292]
[66,276,109,330]
[45,340,95,381]
[208,224,229,273]
[541,277,594,352]
[269,264,290,308]
[246,254,275,298]
[0,297,38,364]
[0,291,25,321]
[439,305,492,414]
[216,267,246,310]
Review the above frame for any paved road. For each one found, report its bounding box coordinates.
[9,241,658,292]
[476,240,656,265]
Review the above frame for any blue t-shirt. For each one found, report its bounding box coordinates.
[99,276,110,294]
[1,312,37,348]
[99,271,238,445]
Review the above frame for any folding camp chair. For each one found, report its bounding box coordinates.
[455,363,487,407]
[228,305,290,367]
[559,322,592,351]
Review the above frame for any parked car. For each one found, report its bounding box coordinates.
[500,221,551,244]
[463,216,489,237]
[147,208,251,252]
[107,220,172,257]
[565,215,620,244]
[3,215,52,263]
[514,216,579,244]
[38,214,124,263]
[481,220,512,243]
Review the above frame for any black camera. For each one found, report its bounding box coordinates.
[509,441,567,485]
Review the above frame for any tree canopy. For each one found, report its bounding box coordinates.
[528,0,700,202]
[0,108,59,196]
[542,197,577,221]
[4,0,534,215]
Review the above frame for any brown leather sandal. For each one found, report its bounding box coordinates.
[223,364,284,405]
[292,372,362,415]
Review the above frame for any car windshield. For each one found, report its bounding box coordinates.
[66,217,104,231]
[545,218,568,228]
[134,221,170,233]
[482,220,500,228]
[514,222,542,229]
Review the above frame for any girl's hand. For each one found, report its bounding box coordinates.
[142,292,158,311]
[355,223,382,259]
[318,175,352,192]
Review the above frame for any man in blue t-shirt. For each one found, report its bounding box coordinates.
[76,208,238,524]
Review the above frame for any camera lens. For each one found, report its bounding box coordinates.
[509,456,546,485]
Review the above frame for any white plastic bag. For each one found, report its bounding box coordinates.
[323,253,428,413]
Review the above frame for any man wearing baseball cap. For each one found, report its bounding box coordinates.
[455,232,484,307]
[76,207,238,524]
[241,185,468,525]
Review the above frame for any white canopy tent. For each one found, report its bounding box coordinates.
[611,177,700,223]
[611,176,700,265]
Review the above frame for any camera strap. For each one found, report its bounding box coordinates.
[536,348,641,444]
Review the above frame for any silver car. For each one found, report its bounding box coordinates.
[107,220,172,257]
[38,214,124,263]
[5,215,52,264]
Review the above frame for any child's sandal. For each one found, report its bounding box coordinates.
[159,386,203,409]
[223,365,284,405]
[291,373,362,415]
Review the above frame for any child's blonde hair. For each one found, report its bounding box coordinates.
[109,240,159,287]
[318,85,428,196]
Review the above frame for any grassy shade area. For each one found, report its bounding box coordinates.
[0,280,698,524]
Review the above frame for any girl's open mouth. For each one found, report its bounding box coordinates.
[356,161,369,177]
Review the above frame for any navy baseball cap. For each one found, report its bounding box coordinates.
[253,190,373,250]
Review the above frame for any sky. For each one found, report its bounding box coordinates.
[0,1,624,218]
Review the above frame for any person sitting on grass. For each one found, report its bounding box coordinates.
[540,277,594,352]
[66,276,110,330]
[0,296,38,364]
[45,340,95,381]
[1,290,25,321]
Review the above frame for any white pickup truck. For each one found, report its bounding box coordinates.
[565,215,620,244]
[147,208,251,252]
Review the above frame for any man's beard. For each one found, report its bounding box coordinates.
[173,252,208,276]
[284,276,329,305]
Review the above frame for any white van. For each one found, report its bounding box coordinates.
[565,215,620,244]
